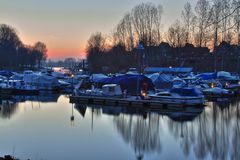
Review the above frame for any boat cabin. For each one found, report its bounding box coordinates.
[23,70,34,75]
[8,80,24,87]
[102,84,122,97]
[170,87,203,97]
[155,92,172,97]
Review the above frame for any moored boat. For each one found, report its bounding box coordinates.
[202,87,233,98]
[148,87,205,106]
[75,84,123,98]
[0,82,14,95]
[6,80,39,95]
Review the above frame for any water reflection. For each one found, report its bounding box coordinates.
[75,104,203,159]
[0,99,18,119]
[74,98,240,160]
[0,94,61,119]
[1,95,240,160]
[14,93,61,103]
[113,113,161,160]
[167,98,240,160]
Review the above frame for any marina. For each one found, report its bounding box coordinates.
[0,67,239,159]
[1,0,240,159]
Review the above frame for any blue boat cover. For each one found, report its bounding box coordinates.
[93,74,154,94]
[197,72,217,80]
[0,70,14,77]
[148,73,173,89]
[144,67,193,74]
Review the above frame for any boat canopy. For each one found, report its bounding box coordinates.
[144,67,193,74]
[90,74,109,82]
[147,73,173,89]
[197,72,217,80]
[0,70,14,77]
[170,87,202,97]
[93,74,154,94]
[102,84,122,96]
[217,71,237,80]
[23,74,60,86]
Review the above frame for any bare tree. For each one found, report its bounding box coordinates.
[220,0,231,42]
[113,13,134,51]
[86,32,106,54]
[112,2,164,48]
[32,41,48,68]
[154,4,163,45]
[86,32,106,72]
[0,24,22,67]
[132,2,158,46]
[195,0,211,47]
[182,2,195,44]
[232,0,240,44]
[124,13,134,50]
[167,20,185,47]
[211,0,222,49]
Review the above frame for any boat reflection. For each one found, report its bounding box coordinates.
[14,93,61,103]
[75,104,203,159]
[0,99,18,119]
[75,98,240,160]
[167,98,240,160]
[0,94,61,119]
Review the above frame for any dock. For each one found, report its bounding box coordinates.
[69,95,205,110]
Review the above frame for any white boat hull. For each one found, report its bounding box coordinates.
[149,96,205,106]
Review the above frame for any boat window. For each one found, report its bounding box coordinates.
[157,93,171,96]
[109,87,114,92]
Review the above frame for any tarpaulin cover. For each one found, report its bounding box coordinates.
[148,73,173,89]
[0,70,14,77]
[197,72,217,80]
[93,74,154,94]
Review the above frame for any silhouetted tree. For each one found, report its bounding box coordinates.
[86,32,106,72]
[195,0,211,47]
[182,2,195,44]
[0,24,48,69]
[32,41,47,68]
[0,24,22,68]
[113,13,134,51]
[86,1,240,73]
[232,0,240,44]
[167,20,185,47]
[131,3,160,46]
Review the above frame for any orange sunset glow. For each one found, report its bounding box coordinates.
[0,0,195,60]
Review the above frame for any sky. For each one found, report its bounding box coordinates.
[0,0,196,60]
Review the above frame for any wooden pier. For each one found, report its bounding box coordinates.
[69,95,204,110]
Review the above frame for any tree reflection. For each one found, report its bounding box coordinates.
[14,94,61,103]
[167,99,240,160]
[0,100,18,119]
[75,99,240,160]
[113,114,161,159]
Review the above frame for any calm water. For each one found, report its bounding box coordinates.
[0,95,239,160]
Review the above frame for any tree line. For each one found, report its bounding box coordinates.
[86,0,240,73]
[0,24,47,70]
